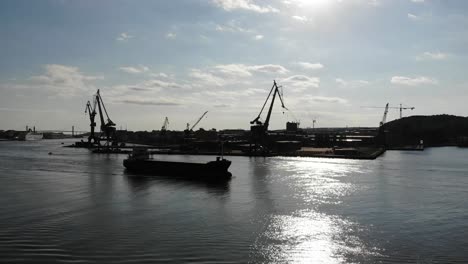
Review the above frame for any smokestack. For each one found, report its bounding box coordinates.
[33,126,36,133]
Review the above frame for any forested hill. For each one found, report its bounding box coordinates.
[383,115,468,147]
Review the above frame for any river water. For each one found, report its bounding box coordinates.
[0,139,467,263]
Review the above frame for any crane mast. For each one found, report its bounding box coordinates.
[399,104,415,118]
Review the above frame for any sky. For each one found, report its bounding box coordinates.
[1,0,468,131]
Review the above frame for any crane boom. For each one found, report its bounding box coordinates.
[250,80,287,131]
[190,111,208,131]
[380,103,389,126]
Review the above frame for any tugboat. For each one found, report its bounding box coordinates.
[123,148,232,180]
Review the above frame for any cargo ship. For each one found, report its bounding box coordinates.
[23,132,44,141]
[123,149,232,180]
[16,126,43,141]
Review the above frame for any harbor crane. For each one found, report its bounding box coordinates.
[186,111,208,132]
[95,89,116,146]
[363,103,415,123]
[161,117,169,131]
[250,80,287,152]
[160,117,169,136]
[380,103,389,127]
[250,80,287,132]
[84,100,98,144]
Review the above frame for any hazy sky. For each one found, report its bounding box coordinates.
[1,0,467,131]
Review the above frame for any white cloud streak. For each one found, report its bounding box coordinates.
[166,32,176,39]
[408,13,421,21]
[30,64,103,96]
[292,15,308,22]
[119,65,150,74]
[419,51,449,60]
[295,62,324,70]
[335,78,369,87]
[212,0,279,13]
[116,32,133,41]
[281,75,320,91]
[391,76,437,86]
[309,96,348,104]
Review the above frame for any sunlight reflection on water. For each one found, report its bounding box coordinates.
[279,157,367,204]
[253,157,379,263]
[254,210,380,263]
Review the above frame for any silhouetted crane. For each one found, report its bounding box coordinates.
[363,104,415,122]
[95,89,116,146]
[380,103,389,127]
[187,111,208,132]
[250,80,287,153]
[161,117,169,131]
[84,100,97,144]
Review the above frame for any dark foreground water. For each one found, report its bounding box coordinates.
[0,139,467,263]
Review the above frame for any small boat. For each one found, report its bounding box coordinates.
[123,149,232,180]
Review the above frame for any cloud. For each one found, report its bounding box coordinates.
[189,69,226,86]
[215,21,252,33]
[411,0,424,3]
[417,51,449,60]
[292,15,308,22]
[166,32,176,39]
[119,65,150,74]
[212,0,279,13]
[142,79,191,90]
[151,72,169,78]
[309,96,348,104]
[295,62,324,70]
[108,78,192,100]
[248,64,289,74]
[215,64,253,77]
[281,75,320,91]
[30,64,102,95]
[214,103,230,108]
[116,32,133,41]
[391,76,437,86]
[254,34,264,40]
[191,64,289,85]
[408,13,421,21]
[118,98,181,106]
[335,78,369,87]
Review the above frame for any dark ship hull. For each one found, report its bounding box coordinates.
[123,158,232,180]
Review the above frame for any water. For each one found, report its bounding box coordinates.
[1,139,467,263]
